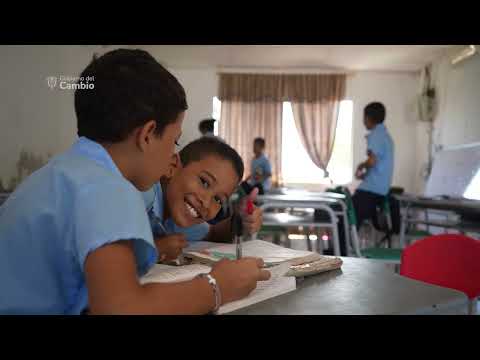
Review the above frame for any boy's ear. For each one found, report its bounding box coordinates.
[167,153,182,178]
[136,120,157,152]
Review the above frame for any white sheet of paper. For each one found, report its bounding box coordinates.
[139,261,296,314]
[187,239,322,265]
[217,262,296,314]
[140,264,211,284]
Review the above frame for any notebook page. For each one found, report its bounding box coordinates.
[217,262,296,314]
[187,240,322,265]
[140,264,211,284]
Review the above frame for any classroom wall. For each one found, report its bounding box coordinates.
[0,45,98,189]
[412,50,480,194]
[433,52,480,148]
[0,46,217,189]
[168,68,217,147]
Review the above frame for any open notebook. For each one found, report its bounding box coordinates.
[140,262,296,314]
[184,240,342,277]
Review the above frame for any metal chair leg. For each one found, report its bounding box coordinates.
[306,233,312,251]
[468,298,478,315]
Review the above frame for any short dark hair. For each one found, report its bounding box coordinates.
[254,137,266,148]
[198,118,216,133]
[75,48,188,142]
[179,137,244,181]
[364,102,386,124]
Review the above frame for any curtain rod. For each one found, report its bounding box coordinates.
[216,67,356,76]
[216,68,421,76]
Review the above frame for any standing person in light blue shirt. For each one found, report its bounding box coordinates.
[0,49,269,315]
[352,102,394,229]
[243,137,272,195]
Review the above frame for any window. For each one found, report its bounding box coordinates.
[212,97,353,185]
[464,169,480,200]
[212,96,221,136]
[281,100,353,185]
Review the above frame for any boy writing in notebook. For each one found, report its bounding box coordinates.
[0,49,269,315]
[143,137,263,262]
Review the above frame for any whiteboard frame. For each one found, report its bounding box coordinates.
[439,142,480,152]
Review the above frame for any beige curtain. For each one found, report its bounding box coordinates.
[287,74,346,177]
[218,74,284,186]
[218,73,346,184]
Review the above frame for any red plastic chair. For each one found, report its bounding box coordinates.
[400,234,480,314]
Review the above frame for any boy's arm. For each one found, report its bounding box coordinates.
[204,189,263,242]
[355,151,377,179]
[204,217,232,243]
[85,241,215,314]
[261,160,273,181]
[84,240,270,314]
[358,150,377,169]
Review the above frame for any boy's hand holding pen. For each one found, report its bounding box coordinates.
[154,233,188,263]
[239,187,263,235]
[232,187,262,260]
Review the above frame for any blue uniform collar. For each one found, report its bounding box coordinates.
[367,123,386,138]
[71,137,122,177]
[371,123,386,132]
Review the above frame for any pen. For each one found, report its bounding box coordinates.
[234,197,255,260]
[233,213,243,260]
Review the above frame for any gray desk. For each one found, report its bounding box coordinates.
[0,192,10,207]
[258,194,360,257]
[231,256,468,315]
[395,194,480,248]
[258,195,341,256]
[186,242,468,315]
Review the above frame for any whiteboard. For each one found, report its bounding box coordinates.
[424,142,480,199]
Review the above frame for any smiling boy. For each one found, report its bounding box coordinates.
[143,137,263,262]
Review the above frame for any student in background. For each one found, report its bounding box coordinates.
[352,102,394,229]
[198,118,216,138]
[241,137,272,195]
[0,49,269,315]
[198,118,225,142]
[143,137,263,262]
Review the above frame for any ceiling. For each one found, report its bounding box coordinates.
[125,45,455,72]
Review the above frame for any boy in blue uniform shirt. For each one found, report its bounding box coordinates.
[353,102,394,229]
[242,137,272,195]
[0,49,269,315]
[142,137,263,262]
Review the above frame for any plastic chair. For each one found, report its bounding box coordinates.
[400,234,480,314]
[326,186,361,257]
[370,196,393,247]
[349,188,402,263]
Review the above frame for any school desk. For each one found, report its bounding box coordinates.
[395,194,480,248]
[233,256,468,315]
[258,193,359,257]
[185,242,468,315]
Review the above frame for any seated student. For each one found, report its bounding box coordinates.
[241,137,272,195]
[0,49,269,315]
[198,118,216,138]
[352,102,394,230]
[142,137,263,262]
[198,118,224,142]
